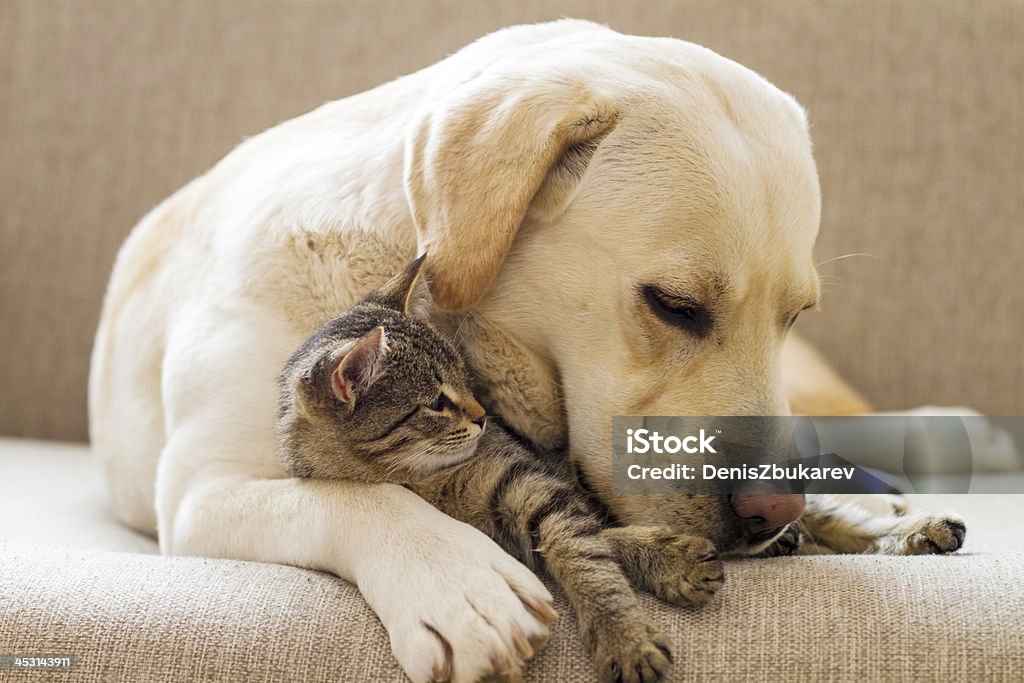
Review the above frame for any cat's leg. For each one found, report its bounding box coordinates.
[537,520,673,683]
[158,305,554,683]
[797,494,965,555]
[423,435,672,683]
[601,526,725,607]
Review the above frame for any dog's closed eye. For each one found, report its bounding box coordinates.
[785,301,819,329]
[641,285,712,337]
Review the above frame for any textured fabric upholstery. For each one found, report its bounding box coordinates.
[0,439,157,554]
[2,439,1023,682]
[4,541,1023,682]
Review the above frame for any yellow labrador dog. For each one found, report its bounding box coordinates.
[90,20,964,683]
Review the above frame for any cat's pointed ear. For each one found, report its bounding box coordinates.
[371,254,433,319]
[331,327,388,407]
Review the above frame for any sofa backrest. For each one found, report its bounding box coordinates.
[1,0,1021,441]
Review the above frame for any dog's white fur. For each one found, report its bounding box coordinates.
[90,20,875,683]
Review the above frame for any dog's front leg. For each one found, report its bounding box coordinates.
[797,494,966,555]
[156,307,554,683]
[161,470,554,683]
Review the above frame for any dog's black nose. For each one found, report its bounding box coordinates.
[730,493,805,531]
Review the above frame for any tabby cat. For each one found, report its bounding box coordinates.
[277,256,725,683]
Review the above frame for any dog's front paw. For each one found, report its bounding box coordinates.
[592,617,673,683]
[365,520,555,683]
[898,514,966,554]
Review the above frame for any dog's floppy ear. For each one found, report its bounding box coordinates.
[404,73,618,311]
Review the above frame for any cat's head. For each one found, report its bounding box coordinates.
[292,255,487,483]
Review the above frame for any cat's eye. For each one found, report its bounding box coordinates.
[433,393,455,413]
[641,285,712,337]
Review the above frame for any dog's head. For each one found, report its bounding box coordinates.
[404,20,820,552]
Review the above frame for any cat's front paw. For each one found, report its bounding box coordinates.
[603,526,724,607]
[622,530,724,607]
[896,514,966,554]
[592,617,673,683]
[652,535,724,607]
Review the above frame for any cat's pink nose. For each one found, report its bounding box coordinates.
[730,493,805,531]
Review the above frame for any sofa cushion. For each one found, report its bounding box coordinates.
[0,438,157,554]
[2,437,1024,681]
[2,541,1022,682]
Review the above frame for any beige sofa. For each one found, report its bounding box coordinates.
[2,1,1022,681]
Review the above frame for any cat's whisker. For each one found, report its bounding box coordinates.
[451,310,478,346]
[380,451,417,480]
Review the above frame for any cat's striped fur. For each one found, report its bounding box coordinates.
[277,257,724,683]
